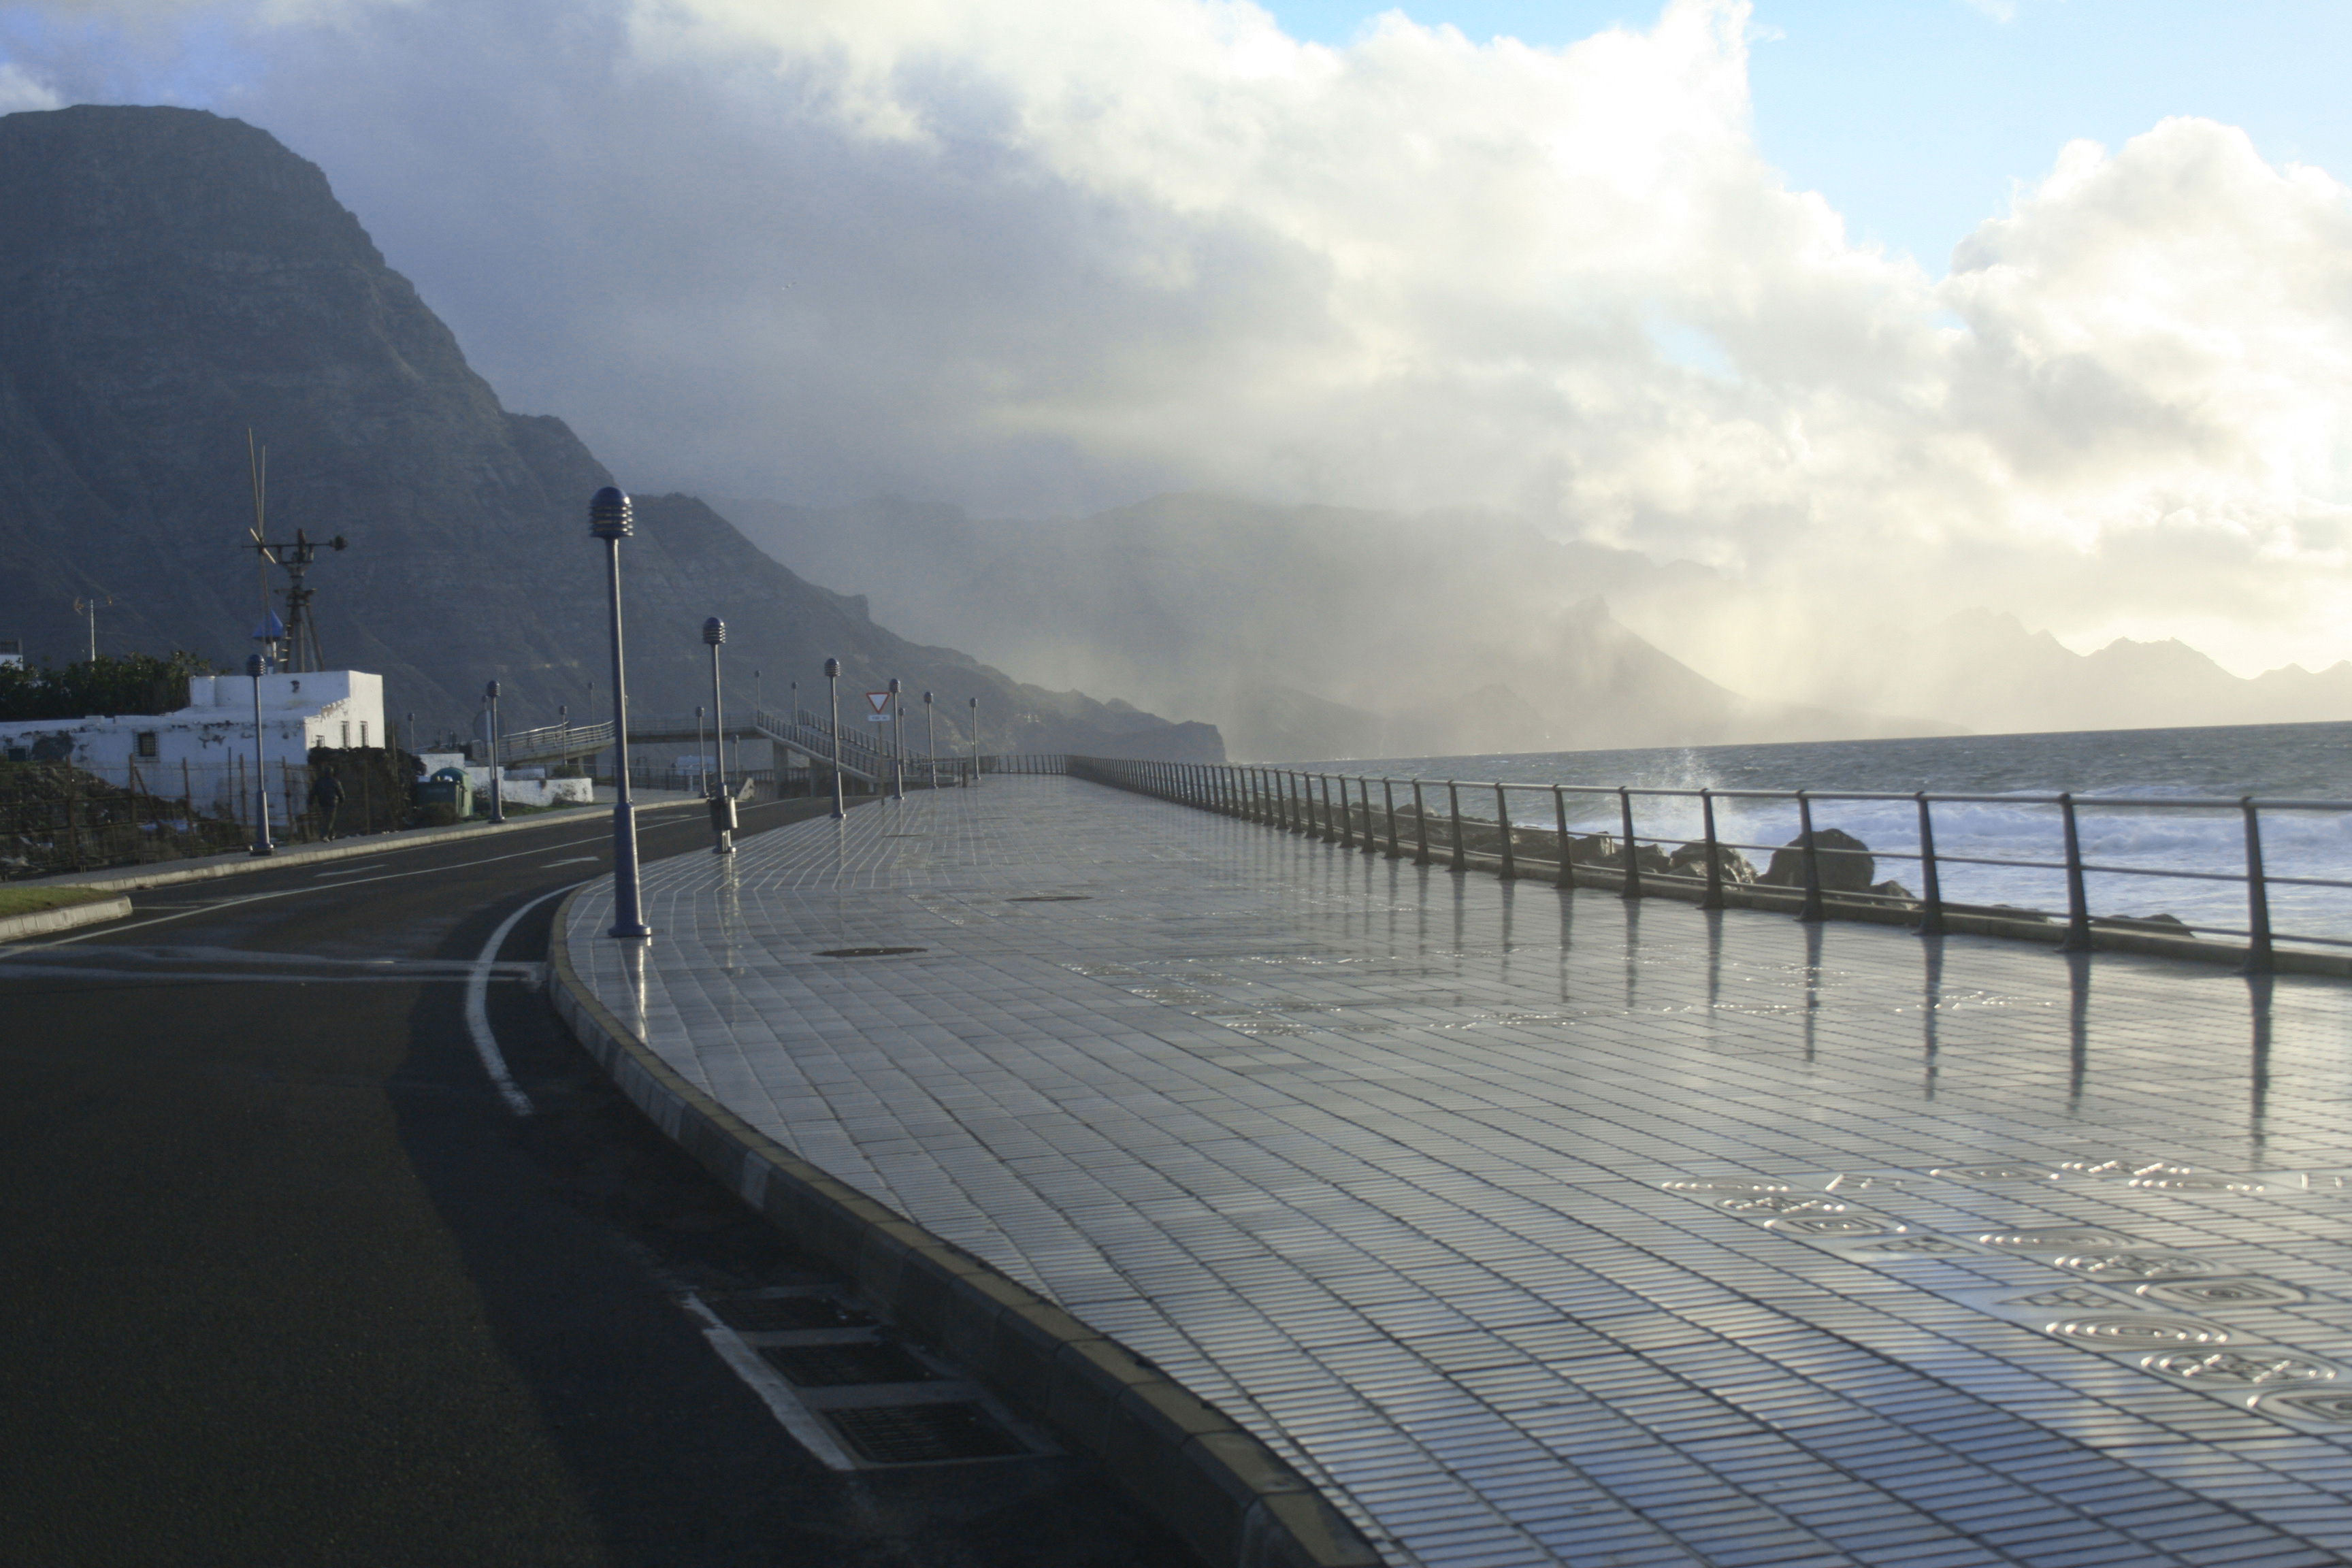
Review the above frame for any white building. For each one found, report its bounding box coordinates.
[0,670,385,806]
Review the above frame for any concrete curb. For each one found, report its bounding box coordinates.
[544,887,1383,1568]
[0,895,133,941]
[22,800,705,896]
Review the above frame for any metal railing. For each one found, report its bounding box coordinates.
[1064,756,2352,975]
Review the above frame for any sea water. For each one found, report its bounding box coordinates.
[1301,721,2352,944]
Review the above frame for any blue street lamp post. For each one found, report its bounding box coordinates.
[591,487,651,939]
[246,653,274,855]
[485,679,506,825]
[826,657,846,819]
[704,617,735,855]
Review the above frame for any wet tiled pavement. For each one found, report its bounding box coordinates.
[568,779,2352,1567]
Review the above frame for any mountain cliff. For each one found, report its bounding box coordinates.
[0,105,1220,761]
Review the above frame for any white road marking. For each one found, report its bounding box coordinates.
[313,863,388,878]
[1,832,613,954]
[679,1294,860,1470]
[539,856,600,868]
[466,885,576,1117]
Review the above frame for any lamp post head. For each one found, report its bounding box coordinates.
[969,696,978,710]
[696,704,704,719]
[703,617,725,646]
[246,653,267,678]
[824,657,840,679]
[923,690,934,705]
[887,677,901,696]
[485,679,500,700]
[589,487,634,540]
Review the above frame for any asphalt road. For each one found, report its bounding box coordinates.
[0,797,1192,1568]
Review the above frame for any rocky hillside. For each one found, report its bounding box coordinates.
[0,105,1220,761]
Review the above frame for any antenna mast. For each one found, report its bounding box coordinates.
[243,431,348,673]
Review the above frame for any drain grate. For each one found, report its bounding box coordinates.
[2048,1314,2230,1350]
[2145,1350,2334,1386]
[760,1341,939,1388]
[815,947,927,959]
[1009,894,1092,902]
[2140,1278,2306,1309]
[826,1401,1024,1465]
[706,1294,876,1333]
[2056,1251,2220,1283]
[2256,1390,2352,1425]
[1980,1229,2134,1253]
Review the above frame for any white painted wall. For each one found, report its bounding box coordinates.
[0,670,387,812]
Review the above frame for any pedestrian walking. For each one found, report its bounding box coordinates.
[309,766,346,840]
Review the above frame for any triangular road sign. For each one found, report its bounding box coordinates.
[866,691,892,715]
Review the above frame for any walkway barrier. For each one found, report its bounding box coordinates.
[1066,755,2352,977]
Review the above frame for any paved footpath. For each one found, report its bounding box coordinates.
[567,777,2352,1568]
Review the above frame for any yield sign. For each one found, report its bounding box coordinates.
[866,691,893,715]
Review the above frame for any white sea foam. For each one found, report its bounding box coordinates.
[1303,722,2352,943]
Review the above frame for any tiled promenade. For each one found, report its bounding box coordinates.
[567,778,2352,1568]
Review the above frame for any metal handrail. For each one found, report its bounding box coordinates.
[1060,756,2352,974]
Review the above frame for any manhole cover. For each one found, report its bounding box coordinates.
[2048,1314,2230,1350]
[2140,1278,2306,1309]
[760,1342,939,1388]
[1718,1195,1846,1215]
[826,1401,1024,1465]
[707,1294,876,1333]
[2129,1175,2268,1194]
[815,947,928,958]
[1835,1235,1977,1256]
[2254,1390,2352,1425]
[1008,894,1092,902]
[2005,1287,2130,1309]
[2144,1350,2335,1386]
[2055,1252,2221,1283]
[1767,1215,1883,1236]
[1980,1229,2136,1253]
[1933,1165,2062,1182]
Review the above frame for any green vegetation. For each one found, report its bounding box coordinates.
[0,883,117,919]
[0,651,215,722]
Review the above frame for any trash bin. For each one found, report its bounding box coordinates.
[417,766,473,818]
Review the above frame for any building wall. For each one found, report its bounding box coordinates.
[0,670,389,810]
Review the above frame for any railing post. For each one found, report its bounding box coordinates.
[1359,777,1379,853]
[1494,782,1516,879]
[1447,781,1467,872]
[1320,776,1341,843]
[1914,792,1945,936]
[1699,788,1725,911]
[1616,787,1642,901]
[1412,779,1433,864]
[2242,797,2274,975]
[1335,777,1355,847]
[1384,778,1402,857]
[1796,790,1825,922]
[2059,791,2092,952]
[1286,771,1302,832]
[1552,785,1575,889]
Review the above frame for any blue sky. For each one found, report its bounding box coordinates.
[1265,1,2352,267]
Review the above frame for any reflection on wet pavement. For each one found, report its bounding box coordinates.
[572,778,2352,1568]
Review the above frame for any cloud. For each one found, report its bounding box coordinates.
[0,58,60,111]
[3,0,2350,676]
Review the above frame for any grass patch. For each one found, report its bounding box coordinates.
[0,884,119,919]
